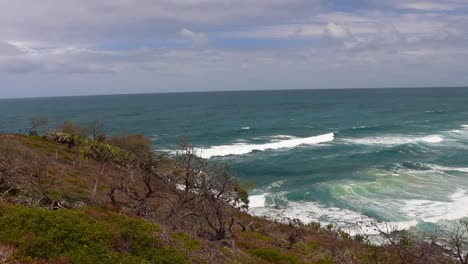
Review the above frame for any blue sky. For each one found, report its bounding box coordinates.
[1,0,468,98]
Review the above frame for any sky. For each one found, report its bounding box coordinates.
[1,0,468,98]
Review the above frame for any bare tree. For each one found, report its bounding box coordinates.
[163,142,249,240]
[58,121,81,135]
[0,140,67,208]
[286,218,305,249]
[108,153,165,217]
[198,165,248,240]
[440,220,468,264]
[166,143,204,229]
[28,117,48,136]
[86,121,104,140]
[368,222,449,264]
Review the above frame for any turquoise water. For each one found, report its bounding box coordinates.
[1,88,468,233]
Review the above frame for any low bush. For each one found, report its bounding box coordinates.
[248,248,302,264]
[0,205,189,264]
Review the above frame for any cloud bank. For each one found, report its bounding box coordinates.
[0,0,467,98]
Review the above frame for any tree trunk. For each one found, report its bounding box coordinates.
[93,163,104,194]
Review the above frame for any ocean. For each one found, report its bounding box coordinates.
[1,87,468,234]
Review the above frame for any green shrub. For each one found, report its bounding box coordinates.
[172,232,202,251]
[248,248,302,264]
[0,205,189,264]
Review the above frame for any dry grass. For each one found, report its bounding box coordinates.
[0,244,15,263]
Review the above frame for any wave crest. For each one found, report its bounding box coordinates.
[195,133,334,158]
[343,134,444,146]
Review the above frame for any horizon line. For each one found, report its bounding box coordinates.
[2,85,468,100]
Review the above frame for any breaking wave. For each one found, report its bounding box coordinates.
[194,133,334,159]
[343,134,444,146]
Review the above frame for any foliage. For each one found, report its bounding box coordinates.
[0,205,189,264]
[248,248,302,264]
[44,131,82,147]
[58,121,82,136]
[172,232,202,251]
[82,141,129,193]
[108,134,153,158]
[82,141,129,165]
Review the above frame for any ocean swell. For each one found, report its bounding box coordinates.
[194,132,334,159]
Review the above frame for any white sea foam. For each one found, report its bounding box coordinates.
[344,134,444,146]
[352,126,367,129]
[248,196,420,236]
[194,132,334,158]
[248,190,468,236]
[249,194,269,208]
[241,126,250,130]
[427,164,468,173]
[422,135,444,143]
[248,164,468,236]
[266,180,287,190]
[269,135,298,140]
[402,189,468,223]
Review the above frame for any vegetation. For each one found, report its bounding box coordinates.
[0,205,188,264]
[0,119,466,263]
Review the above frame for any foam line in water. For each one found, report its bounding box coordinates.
[195,132,334,158]
[344,134,444,146]
[426,164,468,173]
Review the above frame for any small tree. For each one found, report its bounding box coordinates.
[198,165,249,240]
[108,150,165,217]
[440,220,468,264]
[28,117,48,136]
[165,142,248,239]
[85,121,104,140]
[82,141,126,194]
[108,134,152,160]
[166,143,204,228]
[58,121,81,135]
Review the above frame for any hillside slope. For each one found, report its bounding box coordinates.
[0,133,463,264]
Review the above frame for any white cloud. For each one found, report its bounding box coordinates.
[180,28,208,47]
[323,23,350,39]
[0,1,468,97]
[0,42,21,56]
[0,0,323,44]
[219,24,323,39]
[344,23,403,51]
[398,2,460,11]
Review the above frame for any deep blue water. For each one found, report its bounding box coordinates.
[1,88,468,233]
